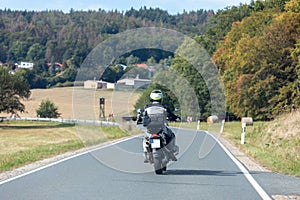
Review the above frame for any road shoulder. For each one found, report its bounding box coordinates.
[214,133,300,200]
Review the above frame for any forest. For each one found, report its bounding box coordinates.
[0,7,212,87]
[1,0,299,120]
[211,0,300,120]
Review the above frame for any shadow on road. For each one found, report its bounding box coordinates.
[166,169,244,176]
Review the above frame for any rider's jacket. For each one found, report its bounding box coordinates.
[143,102,167,134]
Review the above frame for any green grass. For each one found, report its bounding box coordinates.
[102,126,131,139]
[222,121,300,177]
[0,141,84,172]
[75,123,138,146]
[0,120,134,172]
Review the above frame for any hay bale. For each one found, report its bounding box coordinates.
[241,117,253,126]
[207,115,219,124]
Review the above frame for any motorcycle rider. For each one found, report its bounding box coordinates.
[142,89,178,163]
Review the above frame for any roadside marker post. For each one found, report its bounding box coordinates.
[241,122,246,144]
[220,119,225,134]
[197,120,200,130]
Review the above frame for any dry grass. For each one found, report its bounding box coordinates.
[20,87,75,119]
[267,109,300,139]
[0,121,79,155]
[9,87,141,120]
[71,87,141,121]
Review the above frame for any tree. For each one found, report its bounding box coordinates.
[213,9,300,120]
[7,41,29,61]
[168,56,210,120]
[198,4,252,55]
[126,55,140,66]
[285,0,300,12]
[134,83,179,115]
[62,67,78,82]
[101,65,124,83]
[0,67,31,116]
[15,68,35,88]
[36,99,60,118]
[26,43,46,62]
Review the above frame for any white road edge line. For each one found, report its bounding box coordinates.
[206,131,272,200]
[0,135,140,186]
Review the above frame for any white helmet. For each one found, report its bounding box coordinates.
[150,89,163,101]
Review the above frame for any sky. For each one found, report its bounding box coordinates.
[0,0,252,14]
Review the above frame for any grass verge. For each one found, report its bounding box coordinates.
[170,120,300,177]
[0,141,83,172]
[0,120,136,173]
[222,121,300,177]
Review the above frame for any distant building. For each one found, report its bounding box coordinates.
[136,63,148,69]
[116,76,151,89]
[16,62,34,69]
[84,80,115,89]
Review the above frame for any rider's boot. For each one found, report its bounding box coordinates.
[166,149,177,161]
[144,152,150,163]
[173,145,179,155]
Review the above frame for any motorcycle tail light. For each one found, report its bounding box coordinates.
[152,133,159,137]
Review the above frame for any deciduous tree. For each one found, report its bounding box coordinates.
[0,67,31,116]
[36,99,60,118]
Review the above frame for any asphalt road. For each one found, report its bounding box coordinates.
[0,128,274,200]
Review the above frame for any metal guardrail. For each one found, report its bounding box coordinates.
[1,117,119,126]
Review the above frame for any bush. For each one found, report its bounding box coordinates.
[36,99,61,118]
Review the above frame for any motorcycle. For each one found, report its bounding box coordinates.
[136,107,179,174]
[145,131,178,175]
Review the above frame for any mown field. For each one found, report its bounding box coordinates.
[18,87,141,120]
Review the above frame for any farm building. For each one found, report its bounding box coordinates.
[116,77,151,89]
[16,62,34,69]
[84,80,115,89]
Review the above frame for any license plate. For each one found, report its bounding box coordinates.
[151,139,161,148]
